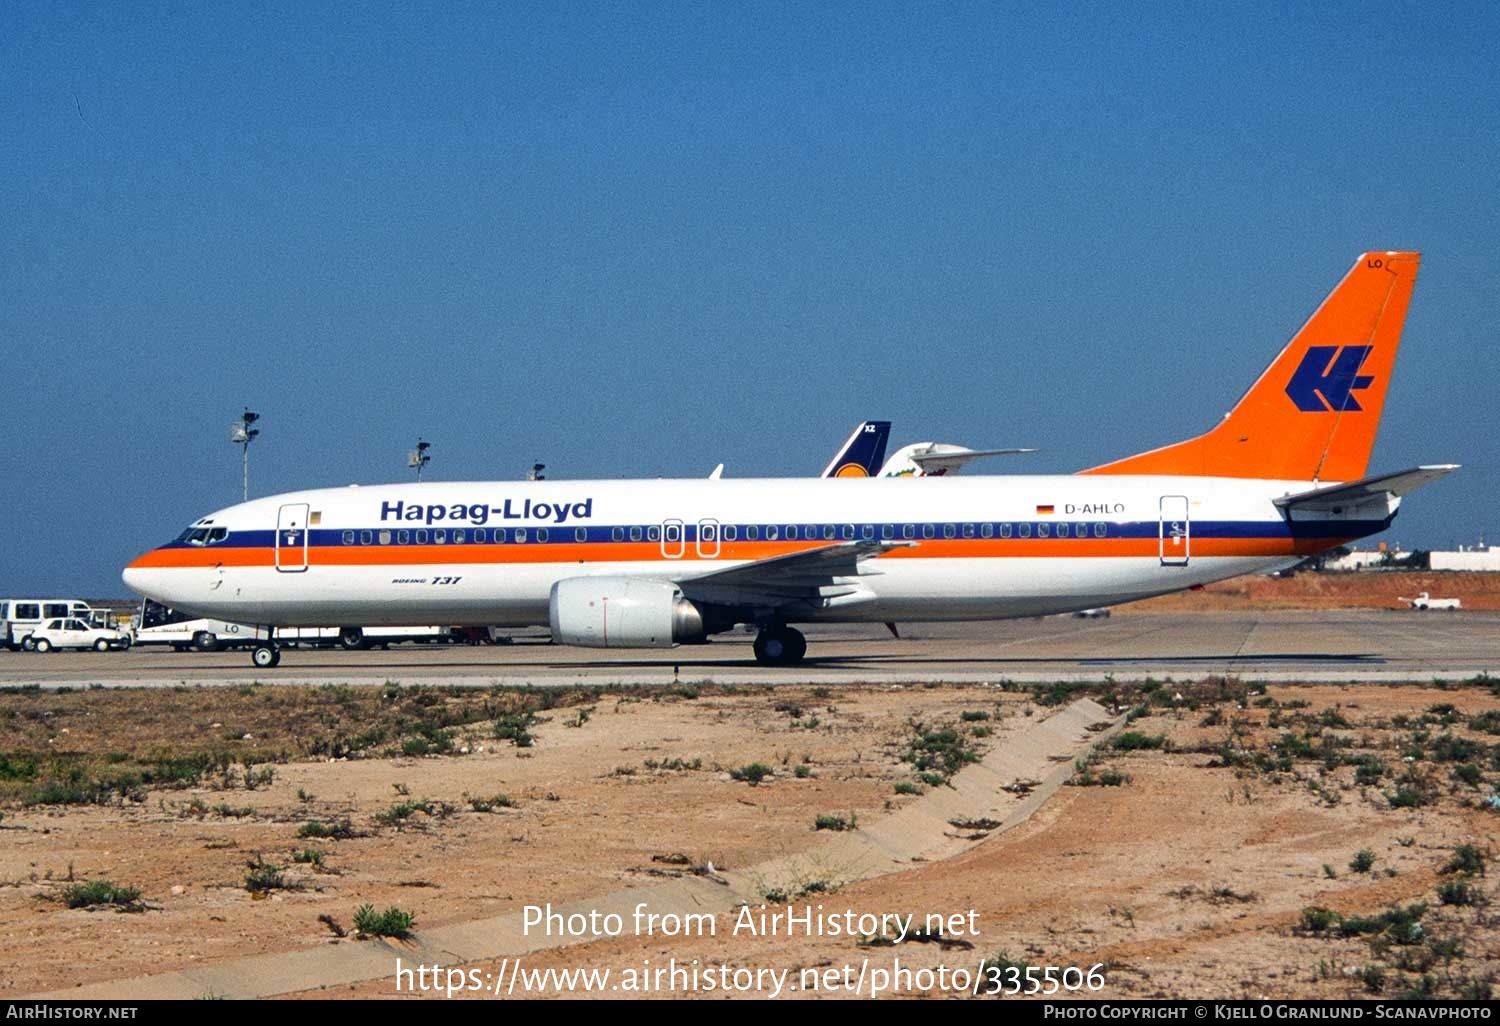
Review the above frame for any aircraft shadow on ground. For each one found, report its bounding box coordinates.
[252,651,1385,672]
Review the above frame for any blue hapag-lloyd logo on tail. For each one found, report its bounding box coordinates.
[1285,345,1375,412]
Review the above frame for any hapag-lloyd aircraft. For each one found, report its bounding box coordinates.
[124,253,1455,668]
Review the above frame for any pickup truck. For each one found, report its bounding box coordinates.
[1400,592,1462,611]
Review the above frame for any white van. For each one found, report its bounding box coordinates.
[278,625,453,650]
[132,600,269,652]
[131,600,450,651]
[2,599,107,651]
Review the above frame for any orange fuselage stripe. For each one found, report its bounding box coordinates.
[128,535,1342,571]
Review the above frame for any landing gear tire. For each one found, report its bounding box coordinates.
[251,644,281,669]
[753,626,807,666]
[193,631,220,653]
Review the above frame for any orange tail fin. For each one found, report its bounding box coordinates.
[1080,252,1420,482]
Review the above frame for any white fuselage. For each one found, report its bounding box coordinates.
[123,475,1386,630]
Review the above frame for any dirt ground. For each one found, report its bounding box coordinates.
[3,675,1499,1000]
[1129,570,1500,612]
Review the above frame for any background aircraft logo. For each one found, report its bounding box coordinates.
[1285,345,1375,412]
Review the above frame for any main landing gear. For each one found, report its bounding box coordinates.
[251,627,281,669]
[753,625,806,666]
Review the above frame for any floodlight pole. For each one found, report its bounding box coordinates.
[410,438,431,481]
[233,409,260,502]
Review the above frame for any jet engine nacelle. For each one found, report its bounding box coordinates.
[548,576,707,648]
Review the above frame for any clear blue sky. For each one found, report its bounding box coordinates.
[3,2,1497,596]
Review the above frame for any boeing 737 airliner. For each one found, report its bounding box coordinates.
[124,253,1455,668]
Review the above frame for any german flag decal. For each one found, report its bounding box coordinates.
[1036,504,1055,515]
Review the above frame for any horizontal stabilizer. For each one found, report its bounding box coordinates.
[1274,464,1460,514]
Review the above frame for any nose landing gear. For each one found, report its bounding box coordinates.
[250,627,281,668]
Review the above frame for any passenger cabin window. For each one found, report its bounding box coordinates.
[980,523,993,538]
[416,529,429,544]
[494,528,507,543]
[360,530,372,544]
[575,527,587,543]
[942,524,955,539]
[1037,523,1049,538]
[537,528,549,543]
[515,528,528,543]
[724,525,738,541]
[398,530,410,544]
[379,530,392,545]
[612,527,624,542]
[434,529,447,544]
[862,524,874,540]
[746,525,759,541]
[903,524,916,539]
[647,526,659,541]
[1094,523,1108,538]
[922,524,935,539]
[453,529,467,544]
[766,525,779,540]
[786,526,798,540]
[342,530,355,545]
[881,525,894,539]
[1057,523,1069,538]
[474,528,487,543]
[1018,523,1031,538]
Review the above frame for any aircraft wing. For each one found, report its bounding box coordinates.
[1274,464,1460,514]
[676,539,913,608]
[907,446,1038,475]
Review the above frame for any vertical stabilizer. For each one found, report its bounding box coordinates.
[821,421,892,477]
[1080,252,1419,482]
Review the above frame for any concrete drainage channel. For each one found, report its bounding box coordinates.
[42,698,1122,1000]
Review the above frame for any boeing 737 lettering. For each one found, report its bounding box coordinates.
[124,253,1456,668]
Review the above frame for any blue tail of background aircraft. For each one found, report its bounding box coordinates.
[821,421,891,478]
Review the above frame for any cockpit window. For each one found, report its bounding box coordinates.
[178,526,230,546]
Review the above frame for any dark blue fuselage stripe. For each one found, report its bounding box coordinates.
[159,516,1391,552]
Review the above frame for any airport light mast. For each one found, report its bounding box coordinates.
[230,409,260,502]
[408,438,431,481]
